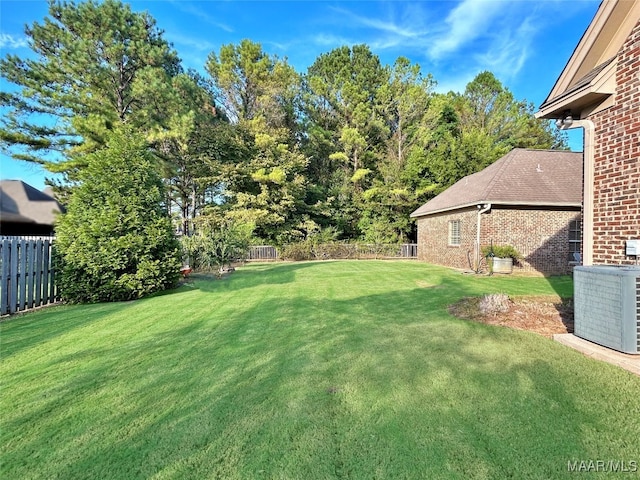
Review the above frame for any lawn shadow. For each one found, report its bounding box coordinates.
[192,260,321,293]
[0,262,312,360]
[18,287,632,477]
[4,262,637,479]
[0,302,136,359]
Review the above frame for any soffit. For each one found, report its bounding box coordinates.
[536,0,640,119]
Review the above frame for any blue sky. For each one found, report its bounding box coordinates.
[1,0,600,190]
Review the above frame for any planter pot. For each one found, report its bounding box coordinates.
[492,256,513,274]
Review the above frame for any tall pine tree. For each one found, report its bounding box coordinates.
[0,0,181,180]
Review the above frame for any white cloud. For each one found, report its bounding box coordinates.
[0,34,28,49]
[328,4,430,51]
[334,7,422,39]
[428,0,503,59]
[312,33,354,47]
[168,0,233,33]
[307,1,570,92]
[473,15,537,79]
[168,32,215,52]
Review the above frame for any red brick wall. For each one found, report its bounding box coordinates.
[587,19,640,264]
[415,206,581,275]
[483,208,581,275]
[415,207,478,271]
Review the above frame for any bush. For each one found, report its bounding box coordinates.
[280,241,411,261]
[479,293,511,315]
[313,242,357,259]
[281,242,313,261]
[481,244,522,260]
[55,129,182,303]
[181,217,253,273]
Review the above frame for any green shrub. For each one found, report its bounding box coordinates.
[281,241,410,261]
[312,242,357,259]
[181,217,253,273]
[481,244,522,260]
[55,128,181,303]
[281,242,313,261]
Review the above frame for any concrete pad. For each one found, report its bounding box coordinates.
[553,334,640,376]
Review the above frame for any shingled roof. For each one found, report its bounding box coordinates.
[0,180,64,227]
[536,0,640,120]
[410,149,583,218]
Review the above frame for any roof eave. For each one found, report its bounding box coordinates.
[536,91,612,119]
[538,0,637,105]
[410,200,582,218]
[536,59,617,119]
[410,201,482,218]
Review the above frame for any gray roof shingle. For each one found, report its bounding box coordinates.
[0,180,64,226]
[410,148,583,217]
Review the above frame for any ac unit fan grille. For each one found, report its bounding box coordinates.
[637,277,640,350]
[574,266,640,354]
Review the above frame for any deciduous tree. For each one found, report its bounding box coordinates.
[206,40,309,243]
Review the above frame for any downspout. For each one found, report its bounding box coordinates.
[563,120,595,266]
[476,203,492,270]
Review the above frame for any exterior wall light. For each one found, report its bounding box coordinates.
[555,111,574,129]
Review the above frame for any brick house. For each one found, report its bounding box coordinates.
[536,0,640,265]
[0,180,63,236]
[410,148,583,275]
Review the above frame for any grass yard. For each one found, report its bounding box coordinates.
[1,261,639,479]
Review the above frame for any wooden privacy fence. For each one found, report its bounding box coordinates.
[0,237,58,315]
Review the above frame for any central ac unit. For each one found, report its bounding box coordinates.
[573,265,640,355]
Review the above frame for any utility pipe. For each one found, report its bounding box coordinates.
[476,203,492,270]
[563,119,595,266]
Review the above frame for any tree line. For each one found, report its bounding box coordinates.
[0,0,566,301]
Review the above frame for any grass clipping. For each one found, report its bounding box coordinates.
[449,293,574,338]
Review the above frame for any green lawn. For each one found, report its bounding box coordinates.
[1,261,639,479]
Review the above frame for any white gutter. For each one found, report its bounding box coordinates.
[410,200,582,218]
[562,119,595,266]
[476,203,491,270]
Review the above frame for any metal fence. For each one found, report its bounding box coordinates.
[0,237,58,315]
[247,243,418,261]
[362,243,418,258]
[247,245,279,261]
[400,243,418,258]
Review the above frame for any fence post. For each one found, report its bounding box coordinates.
[9,239,19,314]
[34,240,43,307]
[19,238,27,311]
[42,239,50,307]
[1,239,10,315]
[26,241,34,308]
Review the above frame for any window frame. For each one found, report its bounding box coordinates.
[568,219,582,261]
[448,219,461,246]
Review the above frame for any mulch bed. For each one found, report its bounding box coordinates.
[449,295,574,338]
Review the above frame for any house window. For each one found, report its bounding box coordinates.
[448,220,461,246]
[569,220,582,261]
